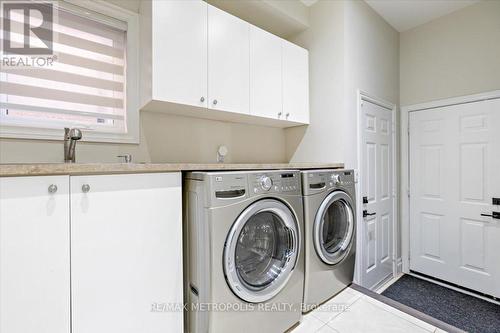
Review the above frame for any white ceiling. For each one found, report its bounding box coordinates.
[107,0,479,33]
[365,0,479,32]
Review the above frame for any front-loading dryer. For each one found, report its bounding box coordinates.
[301,169,356,312]
[184,170,304,333]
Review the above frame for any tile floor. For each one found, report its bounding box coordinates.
[292,287,447,333]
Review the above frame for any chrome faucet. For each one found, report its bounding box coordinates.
[64,128,82,163]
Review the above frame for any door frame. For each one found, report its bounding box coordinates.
[355,90,398,288]
[400,90,500,275]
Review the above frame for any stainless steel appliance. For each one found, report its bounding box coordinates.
[184,170,305,333]
[301,169,356,311]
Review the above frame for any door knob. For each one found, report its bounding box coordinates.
[363,210,376,218]
[481,211,500,219]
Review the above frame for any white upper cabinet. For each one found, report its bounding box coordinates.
[208,5,250,114]
[140,0,309,127]
[249,25,283,120]
[143,0,207,108]
[283,40,310,124]
[0,176,70,333]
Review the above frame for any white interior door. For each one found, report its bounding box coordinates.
[360,99,395,289]
[409,98,500,298]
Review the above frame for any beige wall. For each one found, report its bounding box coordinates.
[400,0,500,106]
[285,0,399,169]
[0,0,290,165]
[285,0,346,164]
[284,0,400,264]
[344,0,400,168]
[0,113,286,164]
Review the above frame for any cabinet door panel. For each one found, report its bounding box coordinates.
[0,176,70,333]
[250,25,282,120]
[208,5,250,114]
[152,0,207,107]
[283,41,309,124]
[70,173,183,333]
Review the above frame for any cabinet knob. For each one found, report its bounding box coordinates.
[82,184,91,193]
[286,112,290,118]
[278,112,282,118]
[213,99,218,105]
[200,96,205,102]
[48,184,58,194]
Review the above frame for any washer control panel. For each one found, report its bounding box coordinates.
[250,171,301,195]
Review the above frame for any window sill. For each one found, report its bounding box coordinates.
[0,125,139,144]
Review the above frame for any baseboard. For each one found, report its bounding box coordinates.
[396,257,402,274]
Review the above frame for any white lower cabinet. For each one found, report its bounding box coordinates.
[0,176,71,333]
[0,173,183,333]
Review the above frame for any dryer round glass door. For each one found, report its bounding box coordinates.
[314,190,355,265]
[224,199,299,303]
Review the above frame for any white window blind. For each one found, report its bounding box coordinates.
[0,6,127,133]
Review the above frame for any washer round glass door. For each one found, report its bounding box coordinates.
[224,199,299,303]
[314,191,355,265]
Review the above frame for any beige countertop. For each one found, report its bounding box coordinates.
[0,162,344,177]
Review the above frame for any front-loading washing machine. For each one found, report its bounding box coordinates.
[184,170,304,333]
[301,169,356,311]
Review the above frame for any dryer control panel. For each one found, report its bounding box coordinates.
[301,169,355,196]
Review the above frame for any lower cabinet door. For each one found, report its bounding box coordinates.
[0,176,71,333]
[70,173,183,333]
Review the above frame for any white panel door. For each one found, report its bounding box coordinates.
[70,173,183,333]
[282,40,309,124]
[208,5,249,114]
[410,98,500,298]
[152,0,207,108]
[249,25,282,120]
[0,176,70,333]
[361,100,394,289]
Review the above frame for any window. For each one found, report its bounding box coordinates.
[0,1,139,143]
